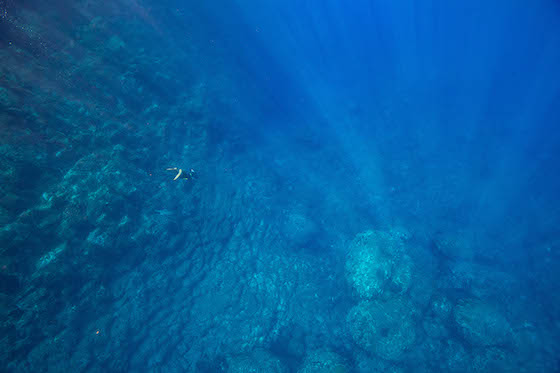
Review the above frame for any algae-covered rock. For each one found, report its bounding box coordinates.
[453,299,513,347]
[347,298,416,361]
[345,230,413,299]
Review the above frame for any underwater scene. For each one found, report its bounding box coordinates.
[1,0,560,372]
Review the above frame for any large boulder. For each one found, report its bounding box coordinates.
[439,262,517,302]
[453,299,513,347]
[345,230,413,299]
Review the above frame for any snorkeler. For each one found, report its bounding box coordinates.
[166,167,197,181]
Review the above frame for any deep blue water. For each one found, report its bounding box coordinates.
[1,0,560,372]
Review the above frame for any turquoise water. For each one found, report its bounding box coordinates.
[1,0,559,372]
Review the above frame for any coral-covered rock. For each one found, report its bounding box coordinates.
[347,298,417,361]
[297,349,348,373]
[345,230,413,299]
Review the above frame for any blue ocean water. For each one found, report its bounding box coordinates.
[1,0,560,371]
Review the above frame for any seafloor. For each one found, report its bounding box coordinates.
[1,1,559,372]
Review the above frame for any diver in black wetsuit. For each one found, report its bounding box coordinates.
[166,167,197,181]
